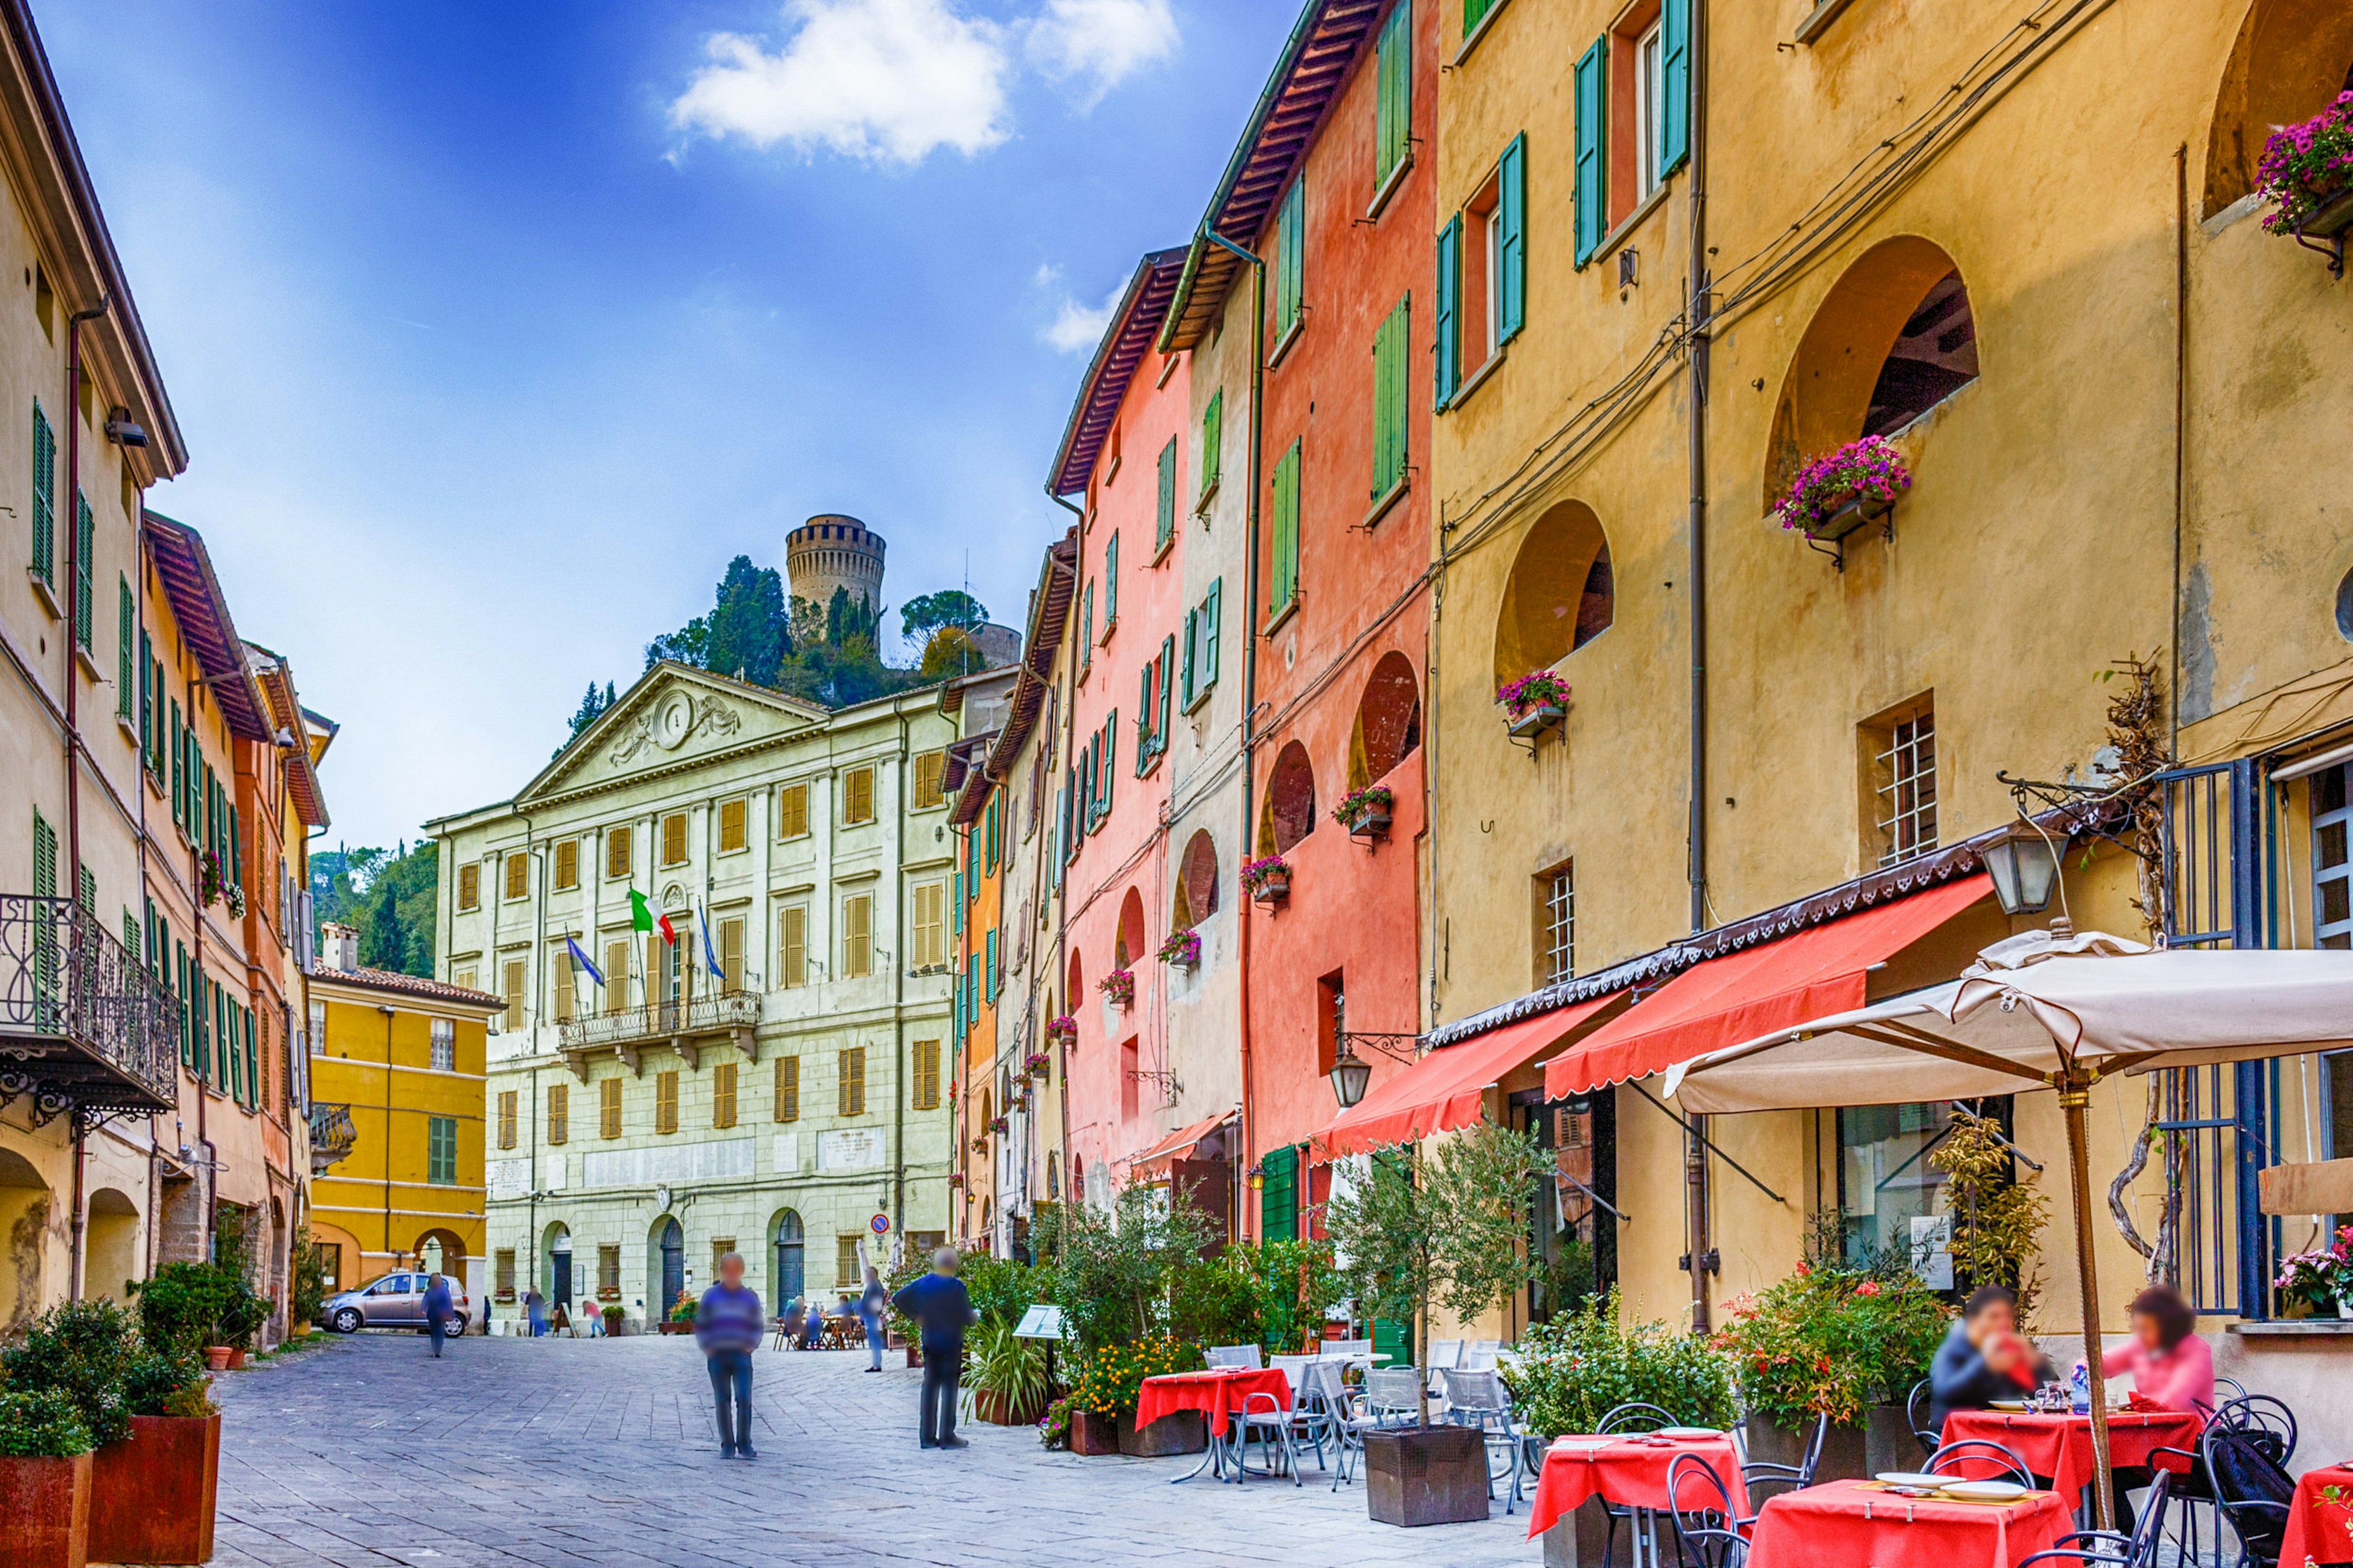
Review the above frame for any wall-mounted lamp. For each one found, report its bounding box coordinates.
[1979,818,2062,917]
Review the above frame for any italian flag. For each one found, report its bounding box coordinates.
[629,888,677,945]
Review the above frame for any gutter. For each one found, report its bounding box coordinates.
[1684,0,1714,1331]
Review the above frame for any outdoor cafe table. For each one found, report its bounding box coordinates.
[1746,1478,2075,1568]
[1525,1433,1749,1540]
[1136,1368,1292,1484]
[1941,1409,2203,1509]
[2279,1463,2353,1568]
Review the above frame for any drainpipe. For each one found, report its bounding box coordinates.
[892,705,909,1238]
[61,298,108,1299]
[1046,493,1085,1217]
[1205,227,1265,1243]
[1683,0,1715,1334]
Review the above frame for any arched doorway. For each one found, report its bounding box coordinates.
[771,1210,805,1308]
[0,1148,50,1335]
[547,1229,572,1310]
[653,1217,684,1312]
[84,1187,140,1303]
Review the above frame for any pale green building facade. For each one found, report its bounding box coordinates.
[427,663,961,1329]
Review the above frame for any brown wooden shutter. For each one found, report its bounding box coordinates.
[600,1075,622,1137]
[713,1061,738,1128]
[458,863,480,911]
[775,1056,800,1122]
[656,1070,679,1134]
[662,812,688,865]
[781,905,807,988]
[838,1046,866,1116]
[778,785,808,839]
[497,1091,517,1148]
[555,839,578,889]
[607,826,632,879]
[719,798,748,852]
[547,1083,569,1145]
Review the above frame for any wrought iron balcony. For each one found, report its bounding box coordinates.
[0,894,180,1127]
[557,990,760,1074]
[309,1101,356,1173]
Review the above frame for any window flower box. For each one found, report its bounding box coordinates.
[1098,969,1135,1008]
[1498,672,1569,741]
[1332,786,1394,840]
[1241,855,1290,906]
[1155,929,1200,968]
[988,1115,1010,1135]
[597,1286,623,1301]
[948,1173,965,1189]
[1045,1016,1078,1047]
[1022,1051,1051,1078]
[2259,92,2353,276]
[1773,435,1911,543]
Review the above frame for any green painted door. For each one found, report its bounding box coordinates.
[1260,1145,1298,1242]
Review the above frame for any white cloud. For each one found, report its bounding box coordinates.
[670,0,1012,165]
[1025,0,1179,105]
[1040,276,1126,354]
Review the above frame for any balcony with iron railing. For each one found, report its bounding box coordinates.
[309,1102,356,1174]
[556,990,761,1075]
[0,895,180,1127]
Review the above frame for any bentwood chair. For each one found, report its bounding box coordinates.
[1667,1453,1755,1568]
[1597,1402,1678,1434]
[2197,1417,2296,1568]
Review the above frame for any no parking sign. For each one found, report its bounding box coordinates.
[870,1214,891,1235]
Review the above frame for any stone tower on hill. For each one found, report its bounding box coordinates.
[786,514,886,615]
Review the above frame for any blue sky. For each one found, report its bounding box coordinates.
[37,0,1290,850]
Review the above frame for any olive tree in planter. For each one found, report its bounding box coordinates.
[1324,1122,1550,1527]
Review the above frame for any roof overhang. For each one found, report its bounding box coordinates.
[949,534,1078,828]
[144,511,270,741]
[1047,248,1191,497]
[246,642,329,828]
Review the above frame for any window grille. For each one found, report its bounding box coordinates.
[1873,708,1938,866]
[1542,862,1575,985]
[431,1017,455,1072]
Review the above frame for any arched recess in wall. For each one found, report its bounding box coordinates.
[84,1188,140,1305]
[1066,951,1085,1023]
[1258,741,1316,855]
[1762,237,1980,512]
[1493,504,1614,691]
[1115,889,1146,969]
[1348,651,1423,790]
[1173,830,1220,931]
[0,1148,49,1334]
[2203,1,2353,218]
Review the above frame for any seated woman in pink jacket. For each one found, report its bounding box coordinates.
[2101,1284,2215,1416]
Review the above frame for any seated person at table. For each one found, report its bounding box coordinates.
[1930,1285,2052,1429]
[776,1301,806,1347]
[2101,1284,2213,1416]
[800,1305,826,1350]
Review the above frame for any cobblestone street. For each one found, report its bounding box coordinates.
[210,1333,1534,1568]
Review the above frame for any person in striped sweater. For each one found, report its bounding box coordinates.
[695,1252,765,1460]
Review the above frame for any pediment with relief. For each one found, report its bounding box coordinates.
[521,663,826,802]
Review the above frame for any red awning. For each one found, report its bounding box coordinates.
[1125,1113,1233,1178]
[1543,874,1993,1101]
[1315,991,1623,1161]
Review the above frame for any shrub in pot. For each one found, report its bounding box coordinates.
[962,1318,1056,1427]
[0,1388,94,1568]
[1499,1288,1737,1439]
[88,1377,220,1566]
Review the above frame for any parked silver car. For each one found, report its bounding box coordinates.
[320,1271,469,1335]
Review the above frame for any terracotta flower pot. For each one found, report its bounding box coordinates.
[202,1346,232,1372]
[974,1388,1047,1427]
[0,1451,91,1568]
[88,1414,219,1566]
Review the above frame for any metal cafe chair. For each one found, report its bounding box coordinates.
[1423,1338,1464,1398]
[1927,1437,2037,1490]
[1595,1403,1682,1568]
[1667,1452,1755,1568]
[1270,1355,1332,1471]
[2016,1471,2172,1568]
[2194,1416,2295,1568]
[1207,1343,1265,1370]
[1740,1411,1827,1508]
[1311,1360,1372,1492]
[1906,1377,1939,1460]
[1441,1369,1526,1515]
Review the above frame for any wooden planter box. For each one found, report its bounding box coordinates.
[1507,703,1564,740]
[1249,876,1290,907]
[904,1344,925,1368]
[1117,1407,1208,1457]
[1362,1426,1490,1527]
[88,1414,219,1565]
[1070,1409,1122,1456]
[1803,490,1894,544]
[657,1320,695,1335]
[0,1452,91,1568]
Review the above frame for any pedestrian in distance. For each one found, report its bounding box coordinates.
[696,1250,763,1460]
[423,1273,455,1358]
[584,1298,605,1338]
[523,1287,546,1338]
[857,1238,889,1373]
[892,1246,979,1450]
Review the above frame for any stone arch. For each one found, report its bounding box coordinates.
[648,1215,686,1313]
[84,1186,140,1304]
[1257,741,1316,855]
[2203,1,2353,218]
[1494,502,1615,688]
[413,1226,469,1293]
[0,1146,50,1335]
[541,1221,572,1306]
[1115,888,1146,969]
[1173,829,1220,931]
[1348,651,1423,789]
[1763,237,1980,512]
[770,1208,806,1308]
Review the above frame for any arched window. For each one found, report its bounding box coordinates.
[1765,237,1979,510]
[1115,888,1146,969]
[1066,951,1084,1021]
[1173,829,1220,931]
[1494,503,1613,689]
[2203,2,2353,218]
[1259,741,1316,855]
[1348,651,1423,789]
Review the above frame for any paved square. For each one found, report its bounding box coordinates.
[210,1333,1536,1567]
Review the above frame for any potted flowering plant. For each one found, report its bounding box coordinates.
[198,853,226,911]
[988,1114,1010,1135]
[1772,434,1912,541]
[1496,672,1570,739]
[1098,968,1135,1007]
[1023,1051,1052,1078]
[1155,928,1200,968]
[1332,786,1395,839]
[948,1172,966,1190]
[1240,855,1290,905]
[2275,1225,2353,1317]
[2258,92,2353,268]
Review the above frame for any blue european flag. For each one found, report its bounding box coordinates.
[564,937,604,987]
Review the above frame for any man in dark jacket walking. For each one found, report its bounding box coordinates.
[695,1252,765,1460]
[892,1246,979,1450]
[422,1274,455,1358]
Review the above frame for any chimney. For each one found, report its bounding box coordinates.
[319,922,358,973]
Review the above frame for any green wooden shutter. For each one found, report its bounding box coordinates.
[1464,0,1496,34]
[1276,180,1306,338]
[1499,132,1528,341]
[73,492,93,649]
[1204,578,1221,689]
[229,999,244,1101]
[138,635,152,763]
[29,402,53,585]
[31,810,57,1029]
[1373,296,1409,499]
[1104,531,1119,627]
[1080,581,1094,667]
[1201,389,1223,501]
[1181,607,1198,708]
[986,928,999,998]
[1156,436,1177,550]
[1260,1144,1299,1241]
[1573,37,1608,267]
[1373,1314,1415,1367]
[169,701,180,825]
[1659,0,1690,176]
[116,577,134,722]
[1376,0,1412,185]
[1434,214,1461,407]
[1138,661,1154,768]
[1103,712,1118,814]
[78,863,95,914]
[1158,633,1175,741]
[1270,441,1301,613]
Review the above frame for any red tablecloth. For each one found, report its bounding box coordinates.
[1525,1434,1749,1539]
[2281,1465,2353,1568]
[1747,1479,2075,1568]
[1940,1410,2203,1504]
[1134,1368,1291,1429]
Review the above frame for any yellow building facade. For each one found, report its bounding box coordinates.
[304,937,501,1298]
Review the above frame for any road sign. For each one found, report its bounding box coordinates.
[870,1213,891,1235]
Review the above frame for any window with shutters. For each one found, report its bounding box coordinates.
[718,797,748,854]
[1102,532,1120,635]
[843,767,876,826]
[457,863,480,911]
[911,881,945,969]
[1274,178,1306,349]
[497,1091,517,1149]
[1182,579,1222,711]
[603,940,630,1012]
[779,903,808,988]
[838,1046,867,1116]
[431,1017,455,1072]
[912,751,947,810]
[501,959,525,1031]
[29,401,55,588]
[2314,764,2352,949]
[836,1235,861,1289]
[1577,2,1688,264]
[553,838,579,890]
[1135,637,1175,771]
[495,1249,516,1296]
[1078,580,1094,676]
[606,825,633,878]
[1199,389,1223,507]
[655,1069,680,1134]
[912,1039,941,1110]
[1464,0,1501,37]
[660,812,689,866]
[504,852,528,901]
[777,782,810,838]
[713,1061,738,1128]
[600,1074,623,1137]
[426,1116,458,1185]
[775,1055,800,1121]
[1440,137,1524,407]
[115,577,133,724]
[598,1245,621,1292]
[1154,437,1178,555]
[984,795,1001,873]
[1374,0,1413,200]
[72,492,91,650]
[547,1082,569,1145]
[553,949,576,1021]
[841,891,874,979]
[1268,442,1302,620]
[720,915,745,991]
[1371,295,1411,506]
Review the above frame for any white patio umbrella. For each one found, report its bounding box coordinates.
[1665,925,2353,1530]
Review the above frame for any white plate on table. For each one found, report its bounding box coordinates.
[1941,1480,2029,1501]
[1988,1400,2031,1412]
[1876,1472,1947,1489]
[1659,1427,1722,1439]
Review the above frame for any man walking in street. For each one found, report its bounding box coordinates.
[423,1274,454,1358]
[695,1251,763,1460]
[891,1246,978,1450]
